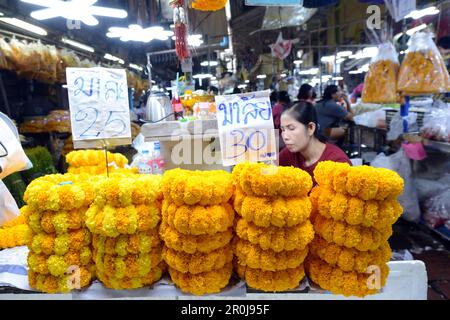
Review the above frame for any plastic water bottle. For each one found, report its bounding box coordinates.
[137,150,152,174]
[151,142,165,174]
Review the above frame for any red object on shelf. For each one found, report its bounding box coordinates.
[175,22,189,61]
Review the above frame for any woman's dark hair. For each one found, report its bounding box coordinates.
[322,85,339,101]
[297,84,313,101]
[277,91,291,104]
[270,90,278,105]
[281,101,327,143]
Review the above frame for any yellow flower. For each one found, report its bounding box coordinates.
[192,0,227,11]
[0,224,29,249]
[28,266,94,293]
[233,238,308,271]
[235,261,305,292]
[1,211,27,228]
[313,161,404,201]
[92,230,161,256]
[305,255,389,297]
[26,207,86,235]
[162,200,235,236]
[313,214,392,252]
[162,245,233,274]
[85,204,160,237]
[161,169,234,206]
[309,236,392,273]
[233,162,313,198]
[96,263,165,290]
[235,219,314,252]
[168,263,232,295]
[66,150,128,168]
[28,229,91,256]
[159,222,232,254]
[238,195,311,228]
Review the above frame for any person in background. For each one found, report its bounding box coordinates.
[272,91,292,151]
[232,87,242,94]
[279,101,351,185]
[297,84,316,103]
[270,90,278,107]
[315,84,354,142]
[351,83,364,104]
[208,86,219,95]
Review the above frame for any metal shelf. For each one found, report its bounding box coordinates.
[422,139,450,154]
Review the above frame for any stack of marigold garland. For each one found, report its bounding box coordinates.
[85,174,165,290]
[232,163,315,292]
[0,208,30,249]
[23,174,97,293]
[160,169,235,295]
[66,150,137,175]
[306,161,404,297]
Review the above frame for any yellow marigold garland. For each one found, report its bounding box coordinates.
[67,166,137,175]
[0,224,30,249]
[28,229,91,256]
[235,262,306,292]
[237,195,311,228]
[85,204,160,237]
[28,266,94,293]
[233,162,312,198]
[233,239,309,271]
[27,207,86,235]
[161,168,234,206]
[1,212,27,228]
[317,188,403,229]
[28,247,92,276]
[314,161,404,201]
[305,255,389,297]
[192,0,227,11]
[309,186,321,224]
[159,222,233,254]
[313,214,392,252]
[168,263,233,295]
[309,236,392,273]
[96,263,165,290]
[162,245,233,274]
[161,200,234,236]
[66,150,128,168]
[92,230,160,256]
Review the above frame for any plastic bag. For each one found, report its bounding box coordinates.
[422,189,450,228]
[398,32,450,94]
[354,109,386,128]
[371,150,421,222]
[415,174,450,202]
[0,180,20,226]
[420,102,450,142]
[0,113,32,180]
[387,111,418,141]
[362,42,399,104]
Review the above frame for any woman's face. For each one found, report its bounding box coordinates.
[280,113,314,153]
[332,88,342,101]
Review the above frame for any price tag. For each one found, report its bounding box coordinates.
[215,90,277,166]
[66,67,132,149]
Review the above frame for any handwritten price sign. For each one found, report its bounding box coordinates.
[66,67,132,149]
[215,90,277,166]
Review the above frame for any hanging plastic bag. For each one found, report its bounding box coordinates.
[398,32,450,94]
[362,42,399,104]
[420,101,450,142]
[386,111,418,141]
[0,113,32,180]
[422,189,450,229]
[0,180,20,226]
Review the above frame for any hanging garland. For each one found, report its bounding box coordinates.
[191,0,227,11]
[171,0,190,62]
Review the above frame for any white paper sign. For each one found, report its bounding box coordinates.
[66,67,132,149]
[215,90,277,166]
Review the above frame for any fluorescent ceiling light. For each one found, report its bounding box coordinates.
[0,16,47,36]
[61,37,94,52]
[406,24,427,36]
[200,61,218,67]
[211,76,217,81]
[332,76,344,80]
[193,73,213,79]
[337,50,353,57]
[335,58,346,64]
[244,80,250,83]
[349,70,361,74]
[321,55,335,63]
[108,24,173,43]
[256,74,267,79]
[294,60,303,65]
[299,68,319,75]
[172,34,204,47]
[405,6,439,20]
[238,84,247,89]
[104,53,124,64]
[129,63,143,72]
[349,47,378,60]
[22,0,127,26]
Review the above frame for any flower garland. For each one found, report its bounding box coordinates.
[66,150,128,168]
[161,200,234,236]
[161,168,234,206]
[309,186,321,224]
[313,214,392,252]
[233,162,313,198]
[67,166,137,175]
[28,247,92,276]
[85,204,160,238]
[192,0,227,12]
[314,161,404,201]
[168,263,232,295]
[27,207,86,235]
[235,219,314,252]
[235,262,306,292]
[28,229,91,256]
[0,224,30,249]
[233,239,309,271]
[160,222,233,254]
[92,230,160,257]
[309,236,392,273]
[162,245,233,274]
[1,212,27,228]
[305,255,389,297]
[316,189,403,230]
[28,266,94,294]
[96,263,165,290]
[237,195,311,228]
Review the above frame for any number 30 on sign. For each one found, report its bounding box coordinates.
[66,67,132,148]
